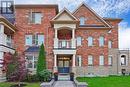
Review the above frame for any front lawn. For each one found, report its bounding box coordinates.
[0,82,41,87]
[77,76,130,87]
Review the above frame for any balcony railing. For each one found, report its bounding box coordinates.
[58,40,71,49]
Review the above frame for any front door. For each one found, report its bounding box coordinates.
[58,57,70,74]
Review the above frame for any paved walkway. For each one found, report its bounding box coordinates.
[53,81,75,87]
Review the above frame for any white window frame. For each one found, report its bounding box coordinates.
[76,55,82,67]
[99,55,104,65]
[38,34,44,45]
[88,55,93,66]
[88,36,93,46]
[80,17,85,25]
[108,55,112,66]
[26,55,38,69]
[108,40,112,48]
[76,36,82,46]
[25,35,33,46]
[120,54,128,66]
[99,36,104,46]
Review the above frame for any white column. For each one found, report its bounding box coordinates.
[0,52,4,68]
[54,28,58,48]
[0,24,4,34]
[54,54,57,67]
[72,29,76,48]
[72,54,76,67]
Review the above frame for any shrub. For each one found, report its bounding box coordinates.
[24,74,39,82]
[38,69,52,82]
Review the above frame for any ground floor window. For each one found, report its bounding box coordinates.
[121,55,127,66]
[99,55,104,65]
[76,55,82,67]
[26,55,38,69]
[108,56,112,66]
[88,55,93,66]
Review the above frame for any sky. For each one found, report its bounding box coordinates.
[15,0,130,49]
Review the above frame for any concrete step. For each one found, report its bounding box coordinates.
[58,75,70,81]
[0,76,6,82]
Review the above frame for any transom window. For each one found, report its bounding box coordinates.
[29,12,42,24]
[99,55,104,65]
[1,1,14,14]
[79,17,85,25]
[88,55,93,66]
[76,36,82,46]
[76,55,82,67]
[88,36,93,46]
[25,34,44,46]
[26,55,38,69]
[99,36,104,46]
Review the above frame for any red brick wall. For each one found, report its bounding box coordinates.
[74,5,119,66]
[14,7,57,69]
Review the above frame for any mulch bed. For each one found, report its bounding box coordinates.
[10,83,27,87]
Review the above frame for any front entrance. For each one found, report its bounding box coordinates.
[58,57,71,74]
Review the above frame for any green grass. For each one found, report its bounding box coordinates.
[77,76,130,87]
[0,82,41,87]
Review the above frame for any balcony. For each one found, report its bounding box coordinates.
[58,40,71,49]
[53,39,76,55]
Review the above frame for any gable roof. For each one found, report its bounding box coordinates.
[52,8,78,21]
[73,2,112,28]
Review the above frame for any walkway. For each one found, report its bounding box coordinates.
[53,81,75,87]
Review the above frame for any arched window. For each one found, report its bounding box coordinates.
[76,36,82,46]
[80,17,85,25]
[99,36,104,46]
[88,36,93,46]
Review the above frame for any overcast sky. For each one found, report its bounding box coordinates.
[14,0,130,49]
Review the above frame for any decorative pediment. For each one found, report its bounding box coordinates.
[52,8,78,21]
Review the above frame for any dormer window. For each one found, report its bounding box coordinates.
[1,1,14,14]
[79,17,85,25]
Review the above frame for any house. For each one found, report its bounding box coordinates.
[0,0,130,81]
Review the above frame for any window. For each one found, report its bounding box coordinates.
[76,37,82,46]
[108,56,112,66]
[6,35,12,47]
[88,36,93,46]
[76,55,82,67]
[88,55,93,66]
[38,35,44,45]
[108,40,112,48]
[26,55,38,69]
[99,55,104,65]
[99,36,104,46]
[1,1,14,14]
[80,17,85,25]
[25,35,32,46]
[29,12,42,24]
[121,55,127,66]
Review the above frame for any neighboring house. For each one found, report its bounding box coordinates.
[0,0,130,79]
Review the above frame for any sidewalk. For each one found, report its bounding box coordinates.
[53,81,75,87]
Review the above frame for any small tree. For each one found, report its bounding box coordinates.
[37,43,46,76]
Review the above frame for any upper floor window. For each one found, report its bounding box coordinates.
[99,55,104,65]
[121,55,127,66]
[26,55,38,69]
[79,17,85,25]
[88,55,93,66]
[37,34,44,45]
[29,12,42,24]
[99,36,104,46]
[76,36,82,46]
[1,1,14,14]
[25,34,44,46]
[108,56,112,66]
[25,35,33,46]
[76,55,82,67]
[88,36,93,46]
[108,40,112,48]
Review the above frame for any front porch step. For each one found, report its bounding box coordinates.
[58,75,70,81]
[0,76,6,82]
